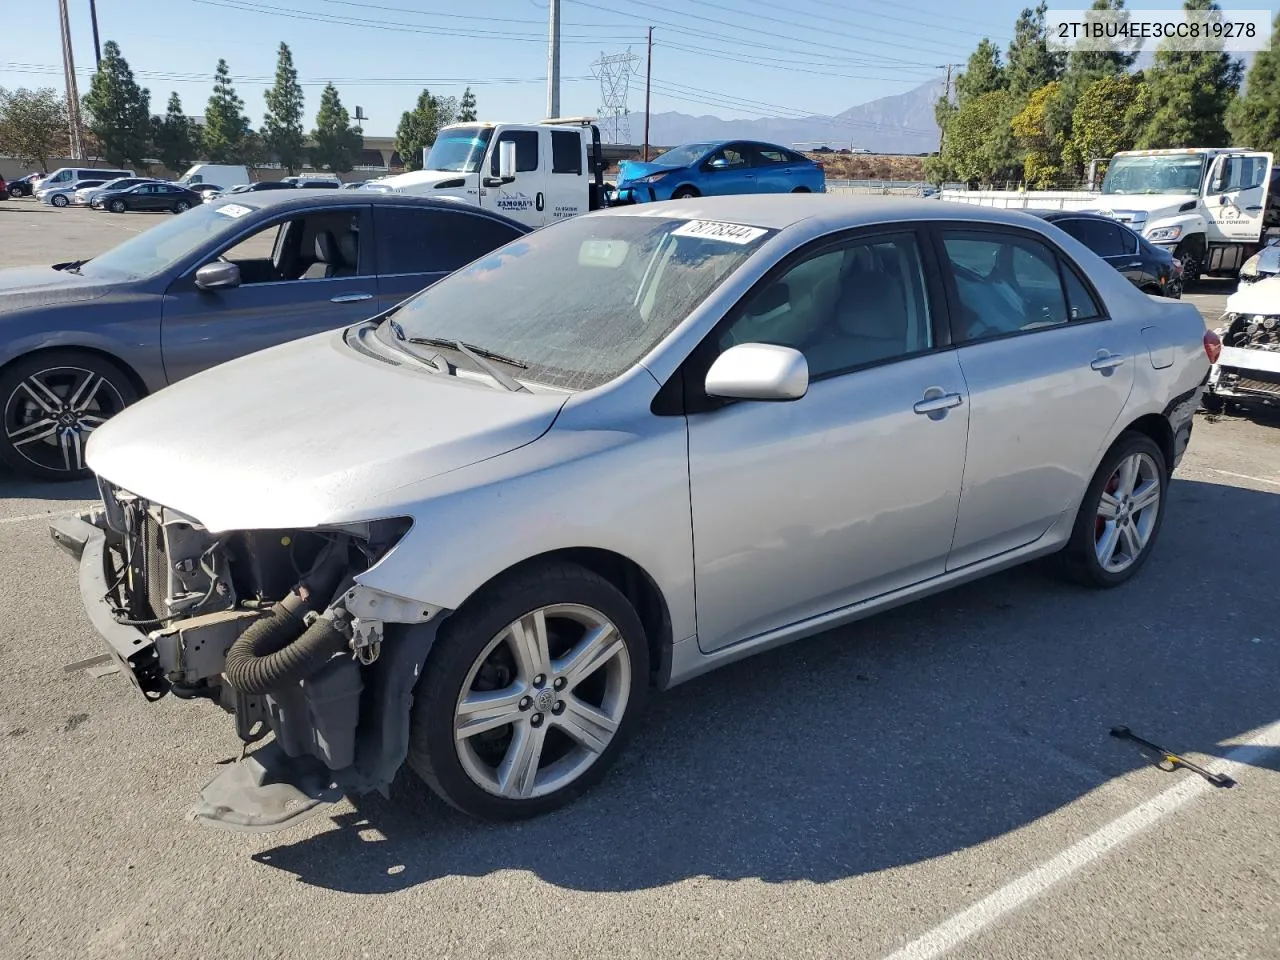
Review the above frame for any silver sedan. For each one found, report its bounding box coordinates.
[55,195,1213,827]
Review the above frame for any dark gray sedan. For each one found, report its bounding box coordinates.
[0,191,530,480]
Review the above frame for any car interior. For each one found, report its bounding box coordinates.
[217,211,363,284]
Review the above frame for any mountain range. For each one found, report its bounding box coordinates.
[638,77,946,155]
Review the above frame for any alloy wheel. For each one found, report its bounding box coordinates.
[3,366,125,474]
[452,603,631,800]
[1094,451,1161,574]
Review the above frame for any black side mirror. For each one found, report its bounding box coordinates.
[195,261,241,290]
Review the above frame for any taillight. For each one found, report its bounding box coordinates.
[1203,329,1222,364]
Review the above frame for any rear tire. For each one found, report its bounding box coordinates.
[407,562,649,821]
[0,350,138,482]
[51,194,69,207]
[1056,432,1168,588]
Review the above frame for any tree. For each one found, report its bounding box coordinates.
[1006,3,1065,98]
[310,83,363,173]
[203,59,251,164]
[153,92,198,173]
[458,86,477,123]
[936,91,1016,185]
[1065,73,1151,176]
[955,39,1007,101]
[1136,0,1243,148]
[80,40,152,167]
[0,86,68,171]
[394,88,458,171]
[262,42,306,174]
[1227,13,1280,152]
[1011,81,1066,186]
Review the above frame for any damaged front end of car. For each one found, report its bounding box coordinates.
[1207,306,1280,410]
[49,480,446,833]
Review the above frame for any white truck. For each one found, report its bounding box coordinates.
[364,117,610,228]
[942,148,1280,282]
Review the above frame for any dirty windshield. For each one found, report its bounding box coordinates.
[424,126,494,173]
[1101,155,1206,195]
[379,215,773,390]
[77,201,260,280]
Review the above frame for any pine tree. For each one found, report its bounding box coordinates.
[1227,13,1280,152]
[956,39,1007,101]
[458,87,477,123]
[80,40,152,168]
[310,84,363,173]
[203,59,251,164]
[154,92,199,173]
[1006,3,1065,98]
[395,88,458,171]
[262,42,306,174]
[1137,0,1244,148]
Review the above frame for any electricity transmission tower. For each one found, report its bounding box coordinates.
[591,49,639,144]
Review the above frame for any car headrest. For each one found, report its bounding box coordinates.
[835,269,907,339]
[314,231,338,263]
[338,232,358,267]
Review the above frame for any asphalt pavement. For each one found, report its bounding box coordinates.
[1,201,1278,960]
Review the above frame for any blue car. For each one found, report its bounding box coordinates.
[614,139,826,203]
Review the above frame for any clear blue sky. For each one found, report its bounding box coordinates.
[1,0,1276,139]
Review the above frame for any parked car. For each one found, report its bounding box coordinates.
[1029,209,1184,298]
[0,174,7,200]
[78,177,159,207]
[1205,275,1280,411]
[39,179,107,207]
[191,184,225,202]
[1237,237,1280,288]
[0,191,530,480]
[292,178,342,189]
[222,181,296,195]
[96,182,204,214]
[49,196,1212,828]
[7,173,43,198]
[614,140,826,203]
[36,166,134,191]
[342,180,368,190]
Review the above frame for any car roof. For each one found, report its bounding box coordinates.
[1025,209,1114,222]
[204,189,531,229]
[595,194,1086,233]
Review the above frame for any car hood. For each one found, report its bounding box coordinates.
[85,328,570,532]
[1081,195,1198,217]
[367,169,473,192]
[617,160,683,184]
[1226,275,1280,316]
[0,266,116,313]
[1246,243,1280,277]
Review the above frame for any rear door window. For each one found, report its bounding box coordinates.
[551,130,582,175]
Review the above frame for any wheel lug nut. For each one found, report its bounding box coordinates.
[551,701,565,716]
[518,696,532,711]
[533,674,546,687]
[553,677,566,691]
[530,713,543,727]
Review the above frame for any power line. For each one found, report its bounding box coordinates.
[776,0,1013,39]
[655,41,936,83]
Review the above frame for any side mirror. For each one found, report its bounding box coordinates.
[483,140,518,187]
[195,261,241,290]
[704,343,808,402]
[707,157,729,170]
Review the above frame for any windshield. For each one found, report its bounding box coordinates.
[425,126,494,173]
[377,214,774,391]
[651,143,716,168]
[79,201,258,280]
[1102,155,1206,195]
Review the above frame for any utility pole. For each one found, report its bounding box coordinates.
[58,0,85,160]
[88,0,102,68]
[643,27,653,161]
[936,63,961,154]
[546,0,560,119]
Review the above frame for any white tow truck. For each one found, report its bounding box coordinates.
[942,147,1280,282]
[364,117,610,228]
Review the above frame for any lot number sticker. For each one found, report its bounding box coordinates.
[672,220,767,244]
[215,203,253,219]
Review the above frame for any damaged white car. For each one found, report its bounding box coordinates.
[1205,274,1280,411]
[52,196,1211,830]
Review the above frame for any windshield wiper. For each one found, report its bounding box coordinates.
[54,259,87,274]
[389,325,530,393]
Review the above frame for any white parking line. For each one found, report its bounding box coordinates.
[1207,468,1280,488]
[879,720,1280,960]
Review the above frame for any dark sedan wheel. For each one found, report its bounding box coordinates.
[670,186,700,199]
[51,194,69,207]
[109,199,127,213]
[0,352,138,482]
[173,200,190,213]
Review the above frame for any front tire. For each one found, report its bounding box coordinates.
[0,350,138,482]
[407,562,649,820]
[1056,432,1168,588]
[670,186,700,200]
[109,199,126,213]
[51,194,69,207]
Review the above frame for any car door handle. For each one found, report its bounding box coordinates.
[330,292,373,303]
[913,392,964,414]
[1090,352,1125,371]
